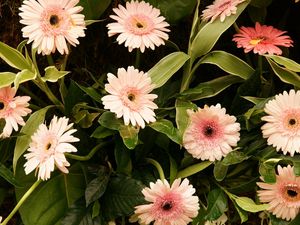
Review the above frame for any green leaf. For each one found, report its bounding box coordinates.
[232,200,248,223]
[205,189,227,221]
[119,125,139,150]
[175,99,197,136]
[234,196,269,213]
[266,58,300,88]
[76,82,103,103]
[199,51,255,80]
[148,52,190,89]
[14,69,37,89]
[0,72,16,88]
[287,213,300,225]
[114,140,132,175]
[213,161,228,182]
[190,1,249,61]
[259,158,281,183]
[98,112,122,131]
[222,151,250,166]
[13,106,53,173]
[0,163,21,187]
[42,66,70,82]
[265,55,300,72]
[176,161,213,178]
[169,155,178,184]
[91,126,115,139]
[101,175,145,220]
[149,119,182,144]
[179,75,243,101]
[250,0,272,7]
[80,0,111,20]
[0,41,32,71]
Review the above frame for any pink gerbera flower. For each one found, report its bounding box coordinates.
[232,22,293,55]
[183,104,240,161]
[19,0,86,55]
[107,0,170,52]
[24,116,79,180]
[261,90,300,156]
[257,165,300,221]
[134,178,199,225]
[101,66,158,128]
[0,86,31,138]
[201,0,245,23]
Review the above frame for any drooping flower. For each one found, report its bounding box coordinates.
[204,213,228,225]
[232,22,293,55]
[183,104,240,161]
[0,86,31,138]
[201,0,245,23]
[107,0,170,53]
[261,90,300,156]
[24,116,79,181]
[101,66,158,128]
[19,0,86,55]
[257,165,300,221]
[134,178,199,225]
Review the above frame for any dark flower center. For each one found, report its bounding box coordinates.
[49,15,59,25]
[128,93,135,101]
[289,118,297,126]
[204,125,214,137]
[136,22,144,28]
[287,189,298,198]
[161,201,173,211]
[0,102,4,110]
[45,143,52,150]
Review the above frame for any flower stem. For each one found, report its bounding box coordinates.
[134,49,141,69]
[0,179,42,225]
[66,142,109,161]
[146,158,165,180]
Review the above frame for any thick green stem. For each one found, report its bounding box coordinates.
[46,55,54,66]
[180,60,193,92]
[0,179,42,225]
[134,49,141,69]
[146,158,165,180]
[66,142,108,161]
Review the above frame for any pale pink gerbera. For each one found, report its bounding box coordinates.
[19,0,86,55]
[107,0,170,52]
[134,178,199,225]
[257,165,300,221]
[24,116,79,180]
[101,66,158,128]
[232,22,293,55]
[201,0,245,23]
[183,104,240,161]
[261,90,300,156]
[0,86,31,138]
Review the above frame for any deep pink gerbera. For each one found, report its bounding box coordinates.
[232,22,293,55]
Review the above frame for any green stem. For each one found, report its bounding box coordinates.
[146,158,165,180]
[46,55,54,66]
[0,179,42,225]
[180,59,192,92]
[134,49,141,69]
[65,142,108,161]
[233,22,240,33]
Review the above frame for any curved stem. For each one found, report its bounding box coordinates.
[146,158,165,180]
[0,179,42,225]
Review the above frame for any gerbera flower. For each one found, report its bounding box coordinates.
[183,104,240,161]
[204,213,228,225]
[257,165,300,221]
[19,0,86,55]
[107,0,170,52]
[101,66,158,129]
[24,116,79,181]
[201,0,245,23]
[0,86,31,138]
[134,178,199,225]
[232,22,293,55]
[261,90,300,156]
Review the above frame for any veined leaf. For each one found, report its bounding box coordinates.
[205,189,227,221]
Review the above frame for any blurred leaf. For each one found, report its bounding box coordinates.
[190,1,249,61]
[91,126,115,139]
[80,0,111,20]
[76,82,103,103]
[199,51,255,80]
[250,0,272,7]
[42,66,70,82]
[242,96,267,105]
[259,158,281,183]
[287,213,300,225]
[119,125,139,150]
[0,72,16,88]
[92,200,100,219]
[98,112,122,130]
[115,139,132,175]
[85,19,104,26]
[169,155,178,184]
[232,200,248,223]
[149,119,182,144]
[176,161,213,178]
[148,52,190,89]
[270,214,289,225]
[265,55,300,72]
[0,163,21,187]
[205,188,227,221]
[74,110,100,128]
[222,151,250,166]
[266,58,300,88]
[175,99,197,136]
[234,196,269,212]
[214,161,228,182]
[13,106,52,173]
[179,75,243,101]
[14,69,37,89]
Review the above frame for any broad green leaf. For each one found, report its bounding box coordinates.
[119,125,139,150]
[266,58,300,88]
[222,151,250,166]
[0,72,16,88]
[76,82,103,103]
[199,51,255,79]
[265,55,300,72]
[42,66,70,82]
[190,1,249,61]
[14,69,37,89]
[213,161,228,182]
[176,161,213,178]
[98,112,123,130]
[0,163,21,187]
[80,0,111,20]
[91,126,115,139]
[115,140,132,175]
[175,99,197,136]
[13,106,53,172]
[179,75,243,101]
[0,41,32,71]
[259,158,281,183]
[149,119,182,144]
[205,189,227,221]
[148,52,190,89]
[234,196,269,213]
[232,200,248,223]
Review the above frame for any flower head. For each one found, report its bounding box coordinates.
[0,86,31,138]
[24,116,79,180]
[232,22,293,55]
[101,66,158,128]
[134,178,199,225]
[183,104,240,161]
[201,0,245,23]
[261,90,300,156]
[107,0,170,52]
[19,0,86,55]
[257,165,300,221]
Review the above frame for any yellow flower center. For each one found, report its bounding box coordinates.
[249,38,263,45]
